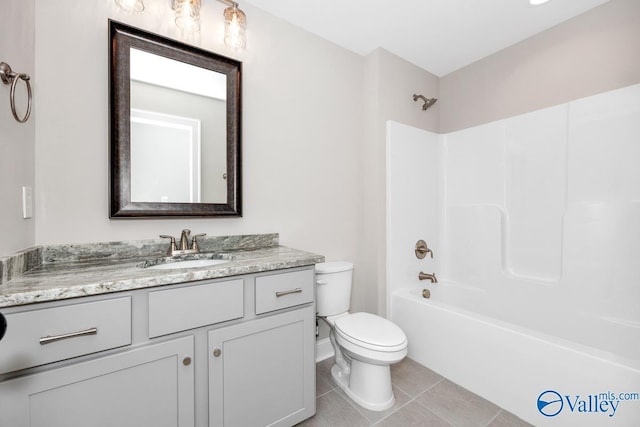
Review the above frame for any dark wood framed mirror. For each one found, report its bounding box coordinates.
[109,20,241,217]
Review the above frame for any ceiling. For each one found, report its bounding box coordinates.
[242,0,610,77]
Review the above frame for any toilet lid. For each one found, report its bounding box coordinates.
[334,312,407,351]
[315,261,353,274]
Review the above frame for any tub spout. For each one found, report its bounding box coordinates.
[419,272,437,283]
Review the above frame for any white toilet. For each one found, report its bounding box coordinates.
[316,261,408,411]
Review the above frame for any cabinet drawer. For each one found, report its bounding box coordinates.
[255,269,314,315]
[149,279,244,338]
[0,297,131,374]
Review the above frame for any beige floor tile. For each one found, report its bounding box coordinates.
[487,410,534,427]
[416,379,501,427]
[316,357,335,397]
[296,390,369,427]
[373,401,451,427]
[337,385,412,424]
[305,358,528,427]
[390,357,443,397]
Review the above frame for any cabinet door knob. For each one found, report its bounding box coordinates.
[213,348,222,357]
[183,357,192,366]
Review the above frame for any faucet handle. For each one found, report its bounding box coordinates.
[191,233,206,252]
[415,240,434,259]
[159,235,177,255]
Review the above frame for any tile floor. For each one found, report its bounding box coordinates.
[297,357,533,427]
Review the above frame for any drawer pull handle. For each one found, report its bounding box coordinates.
[275,288,302,298]
[39,327,98,345]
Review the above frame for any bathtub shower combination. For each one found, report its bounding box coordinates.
[386,84,640,427]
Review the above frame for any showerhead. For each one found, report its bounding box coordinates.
[413,94,437,111]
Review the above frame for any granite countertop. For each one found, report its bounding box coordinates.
[0,234,324,308]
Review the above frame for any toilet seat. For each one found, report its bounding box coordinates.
[334,312,407,353]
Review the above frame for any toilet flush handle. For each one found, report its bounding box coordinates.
[316,279,328,285]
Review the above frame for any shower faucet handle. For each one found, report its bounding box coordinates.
[415,240,433,259]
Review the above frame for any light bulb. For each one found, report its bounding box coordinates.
[175,0,201,33]
[115,0,144,13]
[224,5,246,50]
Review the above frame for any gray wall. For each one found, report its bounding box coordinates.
[360,48,440,316]
[32,1,363,269]
[1,0,639,321]
[0,0,35,255]
[439,0,640,133]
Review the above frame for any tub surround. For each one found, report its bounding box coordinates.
[386,83,640,426]
[0,233,324,308]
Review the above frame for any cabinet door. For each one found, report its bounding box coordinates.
[209,305,315,427]
[0,336,195,427]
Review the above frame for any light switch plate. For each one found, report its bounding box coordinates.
[22,186,33,219]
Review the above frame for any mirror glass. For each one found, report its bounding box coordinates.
[109,21,241,217]
[130,48,227,204]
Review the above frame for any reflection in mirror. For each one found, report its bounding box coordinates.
[129,49,227,204]
[109,20,241,217]
[130,108,202,203]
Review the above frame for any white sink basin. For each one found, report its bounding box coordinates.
[146,259,228,270]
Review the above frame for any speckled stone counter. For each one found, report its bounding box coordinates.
[0,234,324,308]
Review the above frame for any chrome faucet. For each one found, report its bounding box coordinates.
[179,229,191,251]
[160,229,206,256]
[418,272,438,283]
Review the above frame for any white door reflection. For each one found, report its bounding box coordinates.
[129,48,228,204]
[130,109,201,203]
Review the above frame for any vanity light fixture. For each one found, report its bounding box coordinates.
[218,0,247,50]
[114,0,144,13]
[115,0,248,47]
[174,0,202,34]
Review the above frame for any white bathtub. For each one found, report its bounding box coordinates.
[391,284,640,427]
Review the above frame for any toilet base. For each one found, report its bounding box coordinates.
[331,359,395,411]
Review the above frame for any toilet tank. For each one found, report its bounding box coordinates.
[315,261,353,317]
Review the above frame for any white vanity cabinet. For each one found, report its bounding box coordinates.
[209,269,316,427]
[0,295,194,427]
[0,336,195,427]
[0,266,316,427]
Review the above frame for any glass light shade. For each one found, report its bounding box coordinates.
[224,5,246,50]
[175,0,201,33]
[115,0,144,13]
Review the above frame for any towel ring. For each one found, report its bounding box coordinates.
[0,62,32,123]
